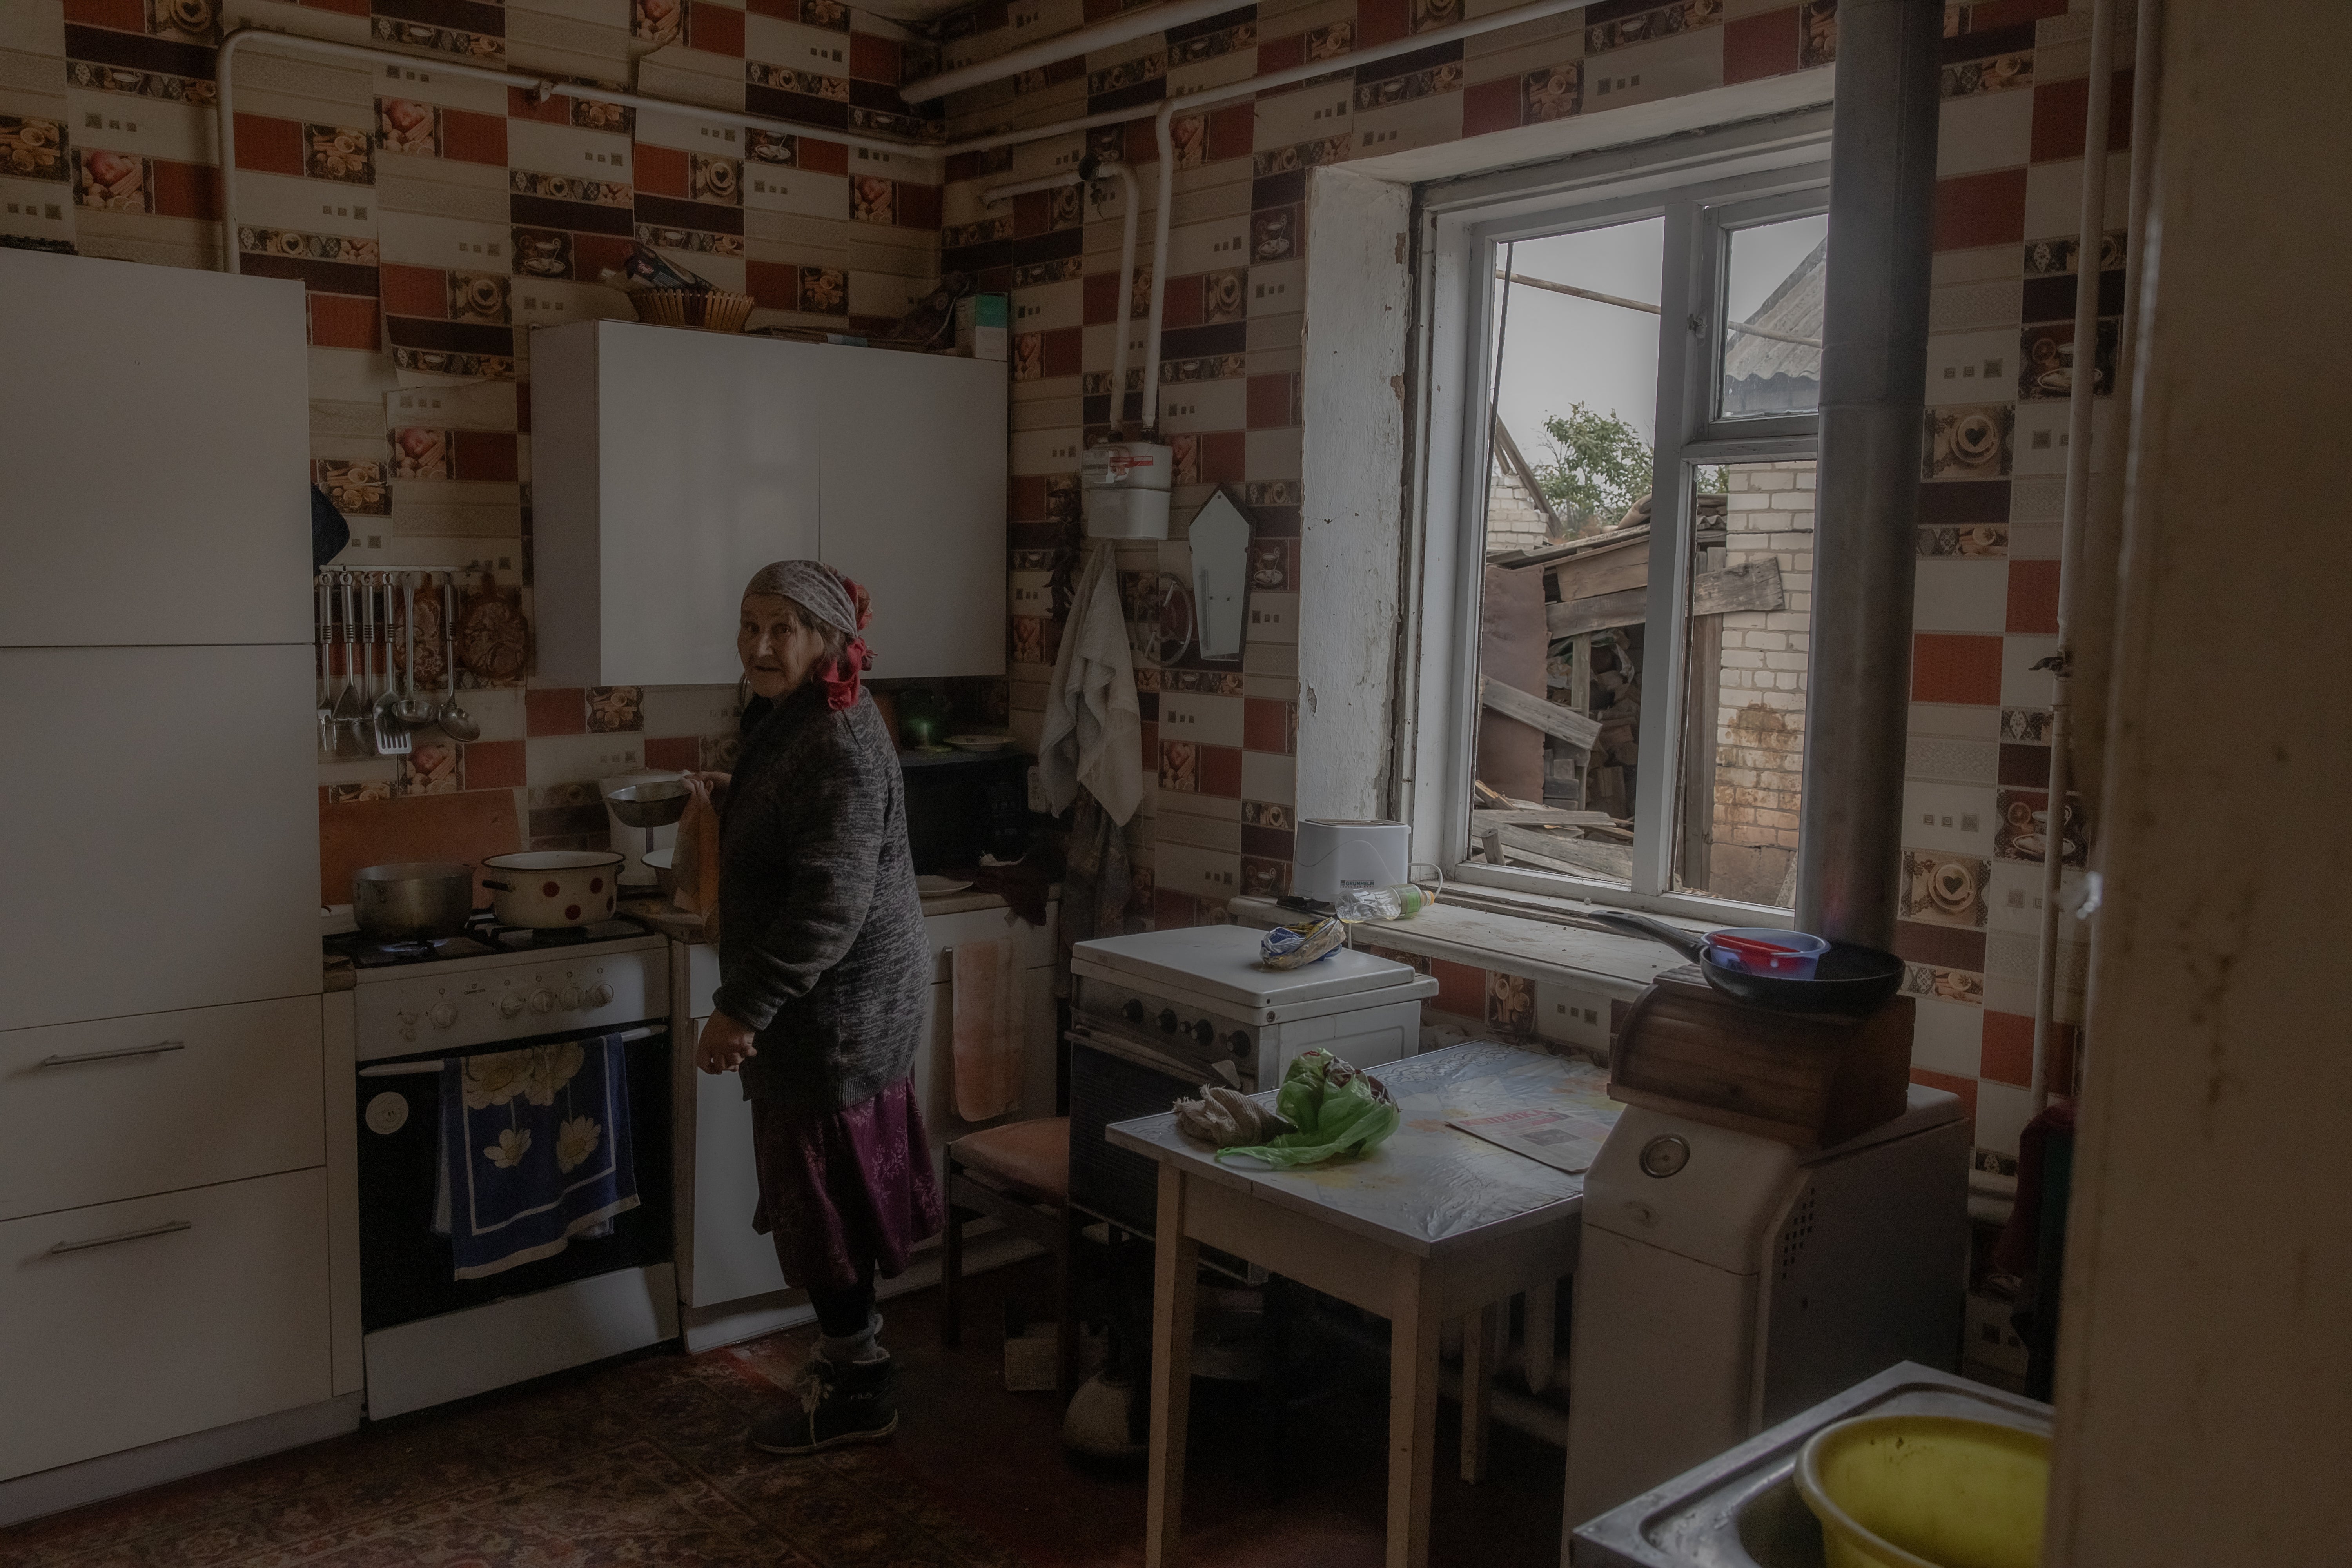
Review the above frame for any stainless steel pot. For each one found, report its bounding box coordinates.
[479,849,626,928]
[352,861,475,939]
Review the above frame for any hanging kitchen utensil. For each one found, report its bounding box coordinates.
[368,574,412,756]
[435,572,480,741]
[332,571,370,757]
[1583,909,1905,1018]
[454,571,530,684]
[392,575,439,729]
[315,574,337,757]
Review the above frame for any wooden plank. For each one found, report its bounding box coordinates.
[1549,544,1650,604]
[1472,806,1615,828]
[1545,557,1787,639]
[1492,826,1635,880]
[1478,675,1603,750]
[1679,610,1722,890]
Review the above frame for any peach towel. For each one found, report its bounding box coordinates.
[950,938,1020,1122]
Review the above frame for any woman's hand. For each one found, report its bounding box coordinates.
[695,1011,758,1075]
[681,770,731,809]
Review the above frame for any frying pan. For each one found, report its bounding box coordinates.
[1586,910,1906,1018]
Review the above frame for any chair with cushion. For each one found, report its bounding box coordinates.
[940,1116,1081,1397]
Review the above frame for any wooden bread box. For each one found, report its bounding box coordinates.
[1607,966,1914,1148]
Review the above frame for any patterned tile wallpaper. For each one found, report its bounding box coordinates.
[0,0,949,878]
[0,0,2118,1173]
[933,0,2120,1172]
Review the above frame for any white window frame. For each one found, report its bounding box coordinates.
[1398,116,1833,925]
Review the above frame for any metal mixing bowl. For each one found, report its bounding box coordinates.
[604,778,691,829]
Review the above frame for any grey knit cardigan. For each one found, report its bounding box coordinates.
[711,684,927,1112]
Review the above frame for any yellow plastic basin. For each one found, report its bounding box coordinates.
[1795,1415,2050,1568]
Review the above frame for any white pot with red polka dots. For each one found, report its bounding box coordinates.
[479,850,627,929]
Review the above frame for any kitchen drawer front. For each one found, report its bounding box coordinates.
[0,998,325,1223]
[0,1167,332,1482]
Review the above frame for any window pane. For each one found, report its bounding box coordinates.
[1719,215,1827,419]
[1672,458,1816,906]
[1470,219,1663,888]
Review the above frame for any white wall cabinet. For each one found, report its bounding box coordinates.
[0,251,312,648]
[531,319,1007,687]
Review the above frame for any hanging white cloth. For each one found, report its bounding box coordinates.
[1039,540,1143,826]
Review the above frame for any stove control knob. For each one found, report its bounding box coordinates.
[1191,1018,1215,1047]
[530,988,558,1014]
[585,982,614,1008]
[428,1002,458,1030]
[497,992,526,1020]
[1157,1007,1179,1034]
[559,986,582,1011]
[1227,1030,1251,1058]
[1122,999,1145,1025]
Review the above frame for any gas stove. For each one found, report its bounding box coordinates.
[327,913,649,969]
[332,914,670,1063]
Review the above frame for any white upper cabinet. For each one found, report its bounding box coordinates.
[0,251,312,649]
[530,320,1007,687]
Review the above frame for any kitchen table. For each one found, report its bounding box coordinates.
[1107,1040,1619,1568]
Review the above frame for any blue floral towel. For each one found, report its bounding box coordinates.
[437,1035,638,1281]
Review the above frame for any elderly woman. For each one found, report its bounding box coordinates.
[685,560,939,1455]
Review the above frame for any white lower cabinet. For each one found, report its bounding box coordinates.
[0,998,325,1223]
[0,1167,332,1482]
[678,902,1056,1312]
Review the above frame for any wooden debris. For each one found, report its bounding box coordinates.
[1478,675,1603,750]
[1544,556,1786,639]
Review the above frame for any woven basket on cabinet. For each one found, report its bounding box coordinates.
[630,289,755,333]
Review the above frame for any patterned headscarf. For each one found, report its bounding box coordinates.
[743,559,873,711]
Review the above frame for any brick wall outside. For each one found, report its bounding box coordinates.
[1708,459,1815,899]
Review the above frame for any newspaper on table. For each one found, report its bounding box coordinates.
[1445,1105,1616,1174]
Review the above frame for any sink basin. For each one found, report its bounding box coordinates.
[1571,1363,2051,1568]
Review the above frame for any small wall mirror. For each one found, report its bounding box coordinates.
[1188,488,1254,661]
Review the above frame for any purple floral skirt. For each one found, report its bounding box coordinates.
[749,1076,945,1293]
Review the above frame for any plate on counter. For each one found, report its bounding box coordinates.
[944,734,1014,753]
[916,875,976,897]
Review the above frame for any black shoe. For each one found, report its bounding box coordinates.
[751,1354,898,1455]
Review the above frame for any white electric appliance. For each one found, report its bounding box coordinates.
[343,921,677,1419]
[1065,925,1436,1235]
[1562,1085,1969,1529]
[1292,818,1412,905]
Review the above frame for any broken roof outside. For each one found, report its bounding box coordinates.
[1722,238,1826,417]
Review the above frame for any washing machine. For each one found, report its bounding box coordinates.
[1562,1084,1969,1533]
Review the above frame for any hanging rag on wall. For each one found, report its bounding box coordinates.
[434,1036,639,1279]
[1039,540,1143,826]
[951,937,1022,1122]
[1057,794,1132,981]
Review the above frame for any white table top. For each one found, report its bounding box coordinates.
[1105,1041,1622,1258]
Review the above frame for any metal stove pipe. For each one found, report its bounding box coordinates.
[1794,0,1944,947]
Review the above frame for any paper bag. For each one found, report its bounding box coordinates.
[672,789,724,943]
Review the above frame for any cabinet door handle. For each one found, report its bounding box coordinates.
[48,1219,192,1255]
[39,1040,187,1067]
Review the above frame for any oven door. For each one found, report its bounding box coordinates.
[354,1026,673,1333]
[1065,1022,1234,1238]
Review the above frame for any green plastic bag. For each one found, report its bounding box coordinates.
[1216,1050,1401,1169]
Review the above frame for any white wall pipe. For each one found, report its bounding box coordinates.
[213,26,940,272]
[1141,0,1590,429]
[902,0,1248,103]
[984,160,1141,434]
[2029,0,2119,1114]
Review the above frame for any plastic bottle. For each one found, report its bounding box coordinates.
[1335,883,1434,922]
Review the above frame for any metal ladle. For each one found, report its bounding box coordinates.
[434,573,480,741]
[392,574,440,729]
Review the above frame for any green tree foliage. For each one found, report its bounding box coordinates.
[1532,403,1726,537]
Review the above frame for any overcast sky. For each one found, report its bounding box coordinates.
[1490,213,1828,463]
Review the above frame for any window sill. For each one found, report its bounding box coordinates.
[1224,891,1712,1004]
